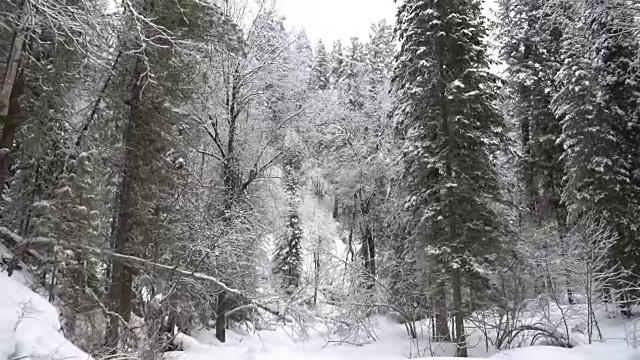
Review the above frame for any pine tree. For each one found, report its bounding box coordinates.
[344,37,366,110]
[330,40,346,88]
[293,30,314,93]
[553,0,640,287]
[498,0,567,226]
[312,40,331,90]
[367,20,395,96]
[105,0,233,351]
[394,0,508,354]
[47,151,101,335]
[273,134,305,294]
[0,0,93,194]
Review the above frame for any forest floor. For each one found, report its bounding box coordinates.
[169,312,639,360]
[1,265,639,360]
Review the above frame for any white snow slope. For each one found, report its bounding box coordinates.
[0,271,91,360]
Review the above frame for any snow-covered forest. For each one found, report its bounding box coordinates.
[1,0,640,359]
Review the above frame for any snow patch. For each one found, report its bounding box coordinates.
[0,272,91,360]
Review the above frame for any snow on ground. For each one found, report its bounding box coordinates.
[0,256,638,360]
[493,342,640,360]
[0,271,91,360]
[166,311,640,360]
[1,238,638,360]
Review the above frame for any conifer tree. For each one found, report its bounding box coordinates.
[367,20,395,96]
[498,0,567,225]
[394,0,508,354]
[553,0,640,285]
[273,134,305,294]
[105,0,234,351]
[312,40,331,90]
[344,37,366,110]
[331,40,346,88]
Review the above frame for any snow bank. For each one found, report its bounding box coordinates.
[0,272,91,360]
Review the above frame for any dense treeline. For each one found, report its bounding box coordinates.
[1,0,639,357]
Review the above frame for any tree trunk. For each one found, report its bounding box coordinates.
[346,204,355,263]
[313,238,320,306]
[106,56,146,352]
[453,270,467,357]
[0,60,26,193]
[216,64,241,343]
[366,226,375,284]
[216,291,227,343]
[361,223,376,292]
[0,31,26,117]
[434,284,451,342]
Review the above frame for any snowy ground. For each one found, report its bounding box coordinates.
[168,311,640,360]
[1,260,639,360]
[0,271,91,360]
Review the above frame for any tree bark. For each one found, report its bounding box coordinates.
[106,56,146,352]
[0,31,26,117]
[360,223,375,292]
[453,270,467,357]
[0,59,26,193]
[365,225,375,285]
[434,284,451,342]
[313,239,320,306]
[215,291,227,343]
[216,63,241,343]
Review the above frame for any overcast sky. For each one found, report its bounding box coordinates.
[278,0,398,45]
[277,0,498,46]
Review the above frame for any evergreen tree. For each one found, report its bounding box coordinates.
[273,134,305,293]
[312,40,331,90]
[367,20,395,96]
[331,40,346,88]
[553,0,640,285]
[498,0,567,226]
[293,30,314,91]
[105,0,233,351]
[394,0,508,354]
[344,37,367,110]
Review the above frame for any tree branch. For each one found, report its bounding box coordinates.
[0,226,283,319]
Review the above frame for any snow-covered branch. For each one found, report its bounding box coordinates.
[0,226,283,319]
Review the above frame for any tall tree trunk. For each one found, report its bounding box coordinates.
[0,61,26,193]
[452,270,467,357]
[0,30,26,117]
[106,56,146,352]
[216,64,241,343]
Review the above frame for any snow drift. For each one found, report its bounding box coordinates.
[0,271,91,360]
